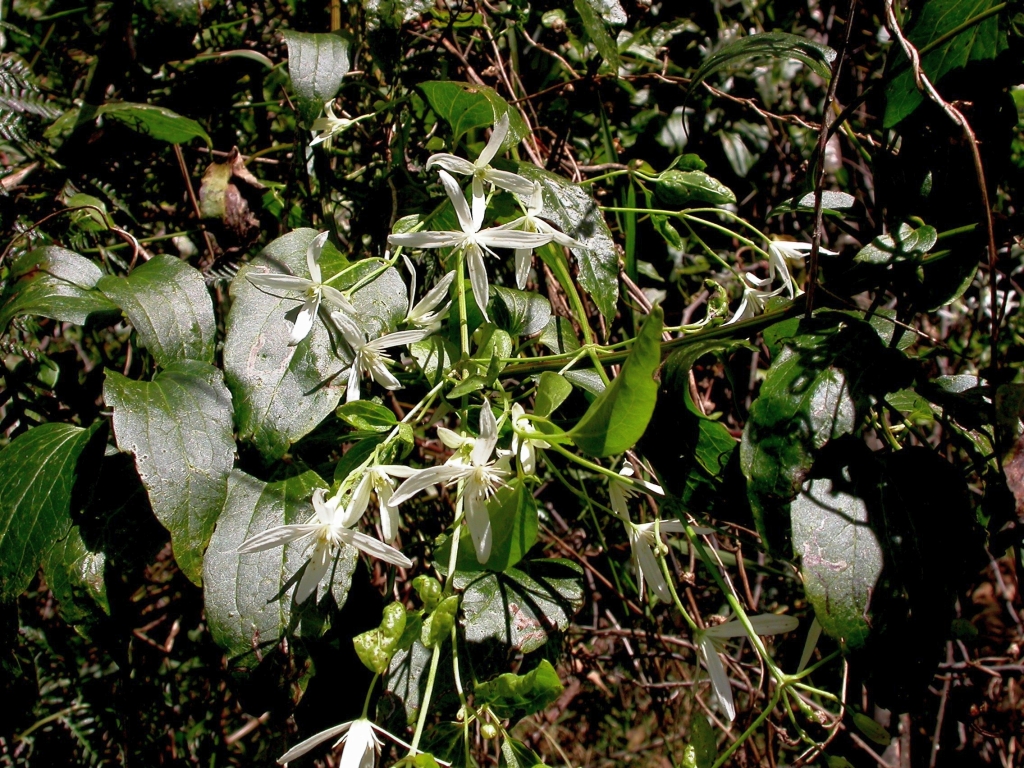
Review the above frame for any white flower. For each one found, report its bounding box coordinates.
[237,488,413,604]
[628,518,685,603]
[697,614,800,722]
[724,279,784,326]
[608,459,664,522]
[278,717,383,767]
[402,255,455,332]
[334,313,428,402]
[346,463,419,543]
[510,403,549,475]
[749,240,838,299]
[310,102,371,148]
[247,231,356,345]
[390,401,511,562]
[387,171,554,321]
[501,183,584,288]
[426,112,536,199]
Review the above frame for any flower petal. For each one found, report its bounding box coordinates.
[295,542,333,603]
[514,247,532,290]
[426,154,476,176]
[307,231,330,283]
[465,490,493,563]
[236,524,320,553]
[289,294,320,346]
[632,533,671,603]
[369,360,402,391]
[346,363,362,403]
[475,229,555,250]
[472,400,498,466]
[278,721,353,764]
[409,270,456,322]
[321,285,357,314]
[797,617,823,673]
[470,176,486,233]
[340,528,413,568]
[701,636,736,722]
[343,473,373,529]
[438,170,475,234]
[388,231,464,250]
[466,244,490,322]
[390,464,467,506]
[478,112,510,166]
[247,273,312,294]
[377,484,400,544]
[704,614,800,639]
[368,329,431,350]
[481,168,536,197]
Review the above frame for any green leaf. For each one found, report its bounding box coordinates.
[97,102,211,146]
[204,470,356,662]
[354,602,408,673]
[458,558,584,653]
[573,0,621,70]
[413,575,442,611]
[501,738,546,768]
[336,400,398,432]
[283,31,351,125]
[420,81,529,148]
[689,31,836,96]
[492,287,551,337]
[791,474,882,650]
[475,659,563,720]
[769,190,857,218]
[884,0,1010,127]
[538,316,581,355]
[518,165,619,319]
[681,713,718,768]
[852,712,892,746]
[0,246,118,329]
[436,481,539,573]
[104,361,234,585]
[43,524,109,626]
[421,594,459,648]
[570,307,663,456]
[410,335,459,387]
[853,222,937,266]
[334,435,387,484]
[98,254,216,367]
[535,372,573,418]
[0,423,105,601]
[65,192,114,232]
[654,170,735,206]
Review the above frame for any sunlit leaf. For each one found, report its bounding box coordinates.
[283,30,352,125]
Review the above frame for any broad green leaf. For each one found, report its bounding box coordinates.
[538,316,581,355]
[410,335,459,386]
[565,369,606,395]
[689,31,836,96]
[791,475,882,650]
[458,558,583,653]
[573,0,621,70]
[104,361,234,585]
[570,307,663,456]
[475,659,563,720]
[355,602,408,673]
[204,469,356,662]
[0,422,104,600]
[421,594,459,648]
[854,222,937,266]
[65,192,113,232]
[0,246,118,329]
[535,372,573,417]
[413,576,442,611]
[654,169,735,206]
[388,640,456,725]
[43,524,108,626]
[518,166,620,319]
[283,31,351,125]
[336,400,397,432]
[419,81,529,147]
[884,0,1010,127]
[501,738,546,768]
[97,102,211,146]
[769,190,857,218]
[435,481,539,573]
[492,287,551,337]
[224,229,406,459]
[98,254,216,367]
[852,712,892,746]
[681,713,717,768]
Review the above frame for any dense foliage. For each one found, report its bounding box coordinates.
[0,1,1022,766]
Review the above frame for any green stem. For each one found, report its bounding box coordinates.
[456,249,470,358]
[659,547,698,632]
[361,674,380,717]
[409,643,443,753]
[710,689,782,768]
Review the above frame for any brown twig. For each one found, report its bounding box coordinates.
[173,144,217,264]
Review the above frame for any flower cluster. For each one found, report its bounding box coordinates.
[727,240,837,325]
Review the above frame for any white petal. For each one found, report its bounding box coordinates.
[478,112,510,166]
[295,542,333,603]
[402,254,418,316]
[321,285,357,314]
[466,244,490,322]
[340,720,379,768]
[465,490,493,563]
[525,182,544,214]
[339,528,413,568]
[410,270,456,321]
[343,473,373,528]
[475,229,554,250]
[482,168,536,197]
[437,427,469,450]
[390,465,466,506]
[388,231,464,250]
[519,441,536,476]
[378,484,400,544]
[289,294,320,345]
[346,364,362,403]
[307,231,330,283]
[473,401,498,466]
[377,464,420,479]
[514,248,532,290]
[369,360,402,390]
[654,519,685,534]
[334,312,365,349]
[426,154,476,176]
[438,170,474,234]
[705,614,800,639]
[278,721,352,764]
[633,535,671,603]
[470,176,486,233]
[236,524,320,553]
[367,329,431,350]
[701,636,736,722]
[246,273,312,293]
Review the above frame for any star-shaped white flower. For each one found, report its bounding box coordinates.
[402,255,455,332]
[724,278,785,326]
[390,401,511,563]
[346,463,419,543]
[334,314,428,402]
[748,240,839,299]
[310,102,371,148]
[697,614,800,722]
[501,183,584,288]
[426,112,536,199]
[247,231,356,345]
[387,171,554,321]
[236,488,412,604]
[278,717,384,767]
[510,403,549,476]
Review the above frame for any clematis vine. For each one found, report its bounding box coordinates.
[501,182,584,288]
[346,463,420,543]
[236,488,412,604]
[247,231,356,345]
[310,102,372,148]
[278,717,384,767]
[390,401,510,563]
[334,313,428,402]
[697,614,800,722]
[402,255,455,332]
[510,402,549,476]
[748,240,838,299]
[724,278,784,326]
[426,112,537,199]
[387,171,553,321]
